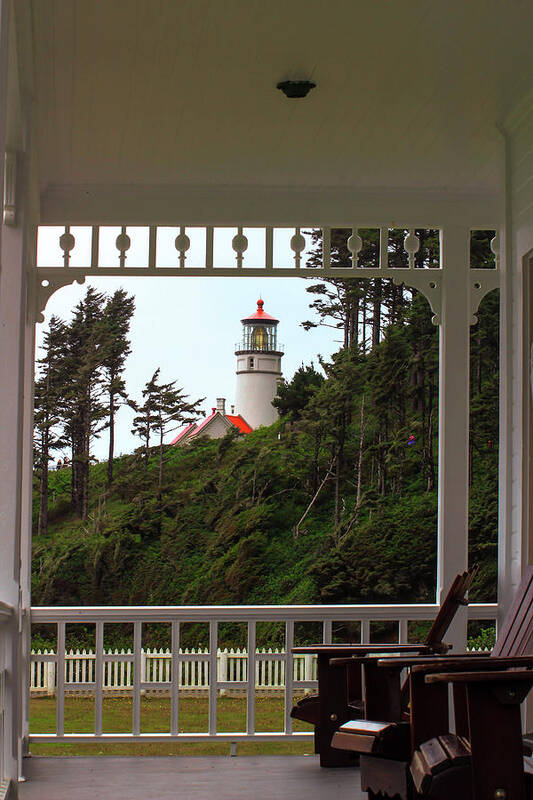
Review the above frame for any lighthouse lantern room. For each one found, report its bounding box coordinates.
[235,299,284,429]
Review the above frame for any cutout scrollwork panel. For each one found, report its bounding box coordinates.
[34,274,86,323]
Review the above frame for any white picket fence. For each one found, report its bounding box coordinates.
[30,646,317,696]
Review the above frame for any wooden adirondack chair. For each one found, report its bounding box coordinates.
[330,565,533,799]
[290,567,477,767]
[409,667,533,799]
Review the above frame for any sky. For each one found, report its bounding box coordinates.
[36,269,342,461]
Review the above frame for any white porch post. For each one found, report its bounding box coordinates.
[437,226,471,651]
[499,106,533,621]
[0,217,31,792]
[0,0,25,790]
[0,78,34,787]
[501,107,533,732]
[19,307,35,763]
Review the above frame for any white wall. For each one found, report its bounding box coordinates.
[234,357,281,430]
[199,415,231,440]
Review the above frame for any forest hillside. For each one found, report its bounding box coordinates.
[32,235,499,616]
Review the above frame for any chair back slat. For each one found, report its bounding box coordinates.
[492,566,533,657]
[425,566,478,648]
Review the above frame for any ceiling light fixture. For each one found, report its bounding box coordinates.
[276,80,316,99]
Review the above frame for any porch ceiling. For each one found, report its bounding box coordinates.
[24,1,533,218]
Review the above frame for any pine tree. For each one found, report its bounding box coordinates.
[100,289,135,487]
[150,369,204,494]
[273,362,324,422]
[62,287,108,519]
[132,369,204,539]
[302,228,439,350]
[302,347,365,534]
[34,315,69,536]
[301,278,364,349]
[131,370,160,470]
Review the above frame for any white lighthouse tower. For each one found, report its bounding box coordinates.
[234,299,284,429]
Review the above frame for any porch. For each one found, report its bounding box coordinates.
[2,1,533,796]
[13,595,524,797]
[7,601,493,799]
[19,755,361,800]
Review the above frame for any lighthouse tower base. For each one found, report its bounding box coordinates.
[235,357,281,429]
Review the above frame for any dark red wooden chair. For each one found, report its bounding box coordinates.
[410,667,533,799]
[331,565,533,799]
[291,567,477,766]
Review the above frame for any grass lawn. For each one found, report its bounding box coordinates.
[30,695,314,756]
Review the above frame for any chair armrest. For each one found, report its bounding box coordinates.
[291,644,433,655]
[410,655,533,674]
[375,653,493,669]
[328,646,435,668]
[329,656,363,667]
[424,669,533,685]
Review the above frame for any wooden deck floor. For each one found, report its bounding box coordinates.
[19,756,364,800]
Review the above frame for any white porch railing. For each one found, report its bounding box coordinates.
[30,603,497,744]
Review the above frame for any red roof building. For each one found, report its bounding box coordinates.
[171,399,252,446]
[225,415,253,434]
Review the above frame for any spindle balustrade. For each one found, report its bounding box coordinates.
[29,602,496,745]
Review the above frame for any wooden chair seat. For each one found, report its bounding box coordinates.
[411,735,533,799]
[331,718,410,759]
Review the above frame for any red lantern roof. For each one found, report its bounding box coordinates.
[241,299,279,324]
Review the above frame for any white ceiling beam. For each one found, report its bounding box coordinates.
[39,184,503,229]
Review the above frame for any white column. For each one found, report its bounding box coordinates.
[19,311,35,763]
[495,123,521,623]
[0,0,28,785]
[437,226,471,651]
[496,111,533,731]
[0,62,34,782]
[0,224,30,788]
[497,213,522,621]
[497,118,533,624]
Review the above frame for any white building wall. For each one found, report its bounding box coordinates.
[235,356,281,430]
[199,415,230,440]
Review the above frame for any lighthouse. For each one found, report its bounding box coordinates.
[234,299,284,429]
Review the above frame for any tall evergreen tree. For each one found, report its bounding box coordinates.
[302,347,365,534]
[101,289,135,487]
[62,287,108,519]
[133,369,204,490]
[150,371,204,494]
[302,228,439,349]
[34,315,69,536]
[273,362,324,422]
[131,370,160,470]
